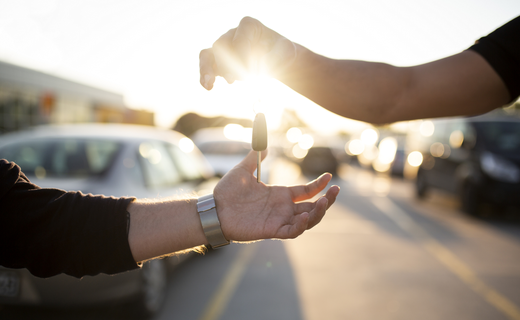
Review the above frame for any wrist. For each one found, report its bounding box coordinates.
[128,198,208,262]
[277,43,309,82]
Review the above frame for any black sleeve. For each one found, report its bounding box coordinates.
[0,159,138,278]
[468,16,520,102]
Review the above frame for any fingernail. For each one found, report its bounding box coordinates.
[204,74,210,89]
[318,173,330,180]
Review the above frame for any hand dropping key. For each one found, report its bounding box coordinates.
[252,113,268,183]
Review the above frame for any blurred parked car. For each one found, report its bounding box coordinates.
[407,114,520,215]
[390,145,406,176]
[192,126,273,181]
[196,139,251,177]
[345,129,406,176]
[0,123,217,318]
[369,135,406,176]
[384,136,406,176]
[300,146,339,176]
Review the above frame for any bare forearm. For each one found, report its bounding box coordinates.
[127,198,208,263]
[279,46,509,124]
[279,44,409,124]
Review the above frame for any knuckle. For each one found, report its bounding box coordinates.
[213,29,234,49]
[238,16,262,36]
[240,16,257,26]
[212,39,223,51]
[199,48,210,59]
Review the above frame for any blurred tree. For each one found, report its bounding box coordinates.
[172,113,253,137]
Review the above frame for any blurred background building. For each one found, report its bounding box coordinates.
[0,60,153,134]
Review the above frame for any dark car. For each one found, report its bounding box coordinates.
[0,124,217,318]
[408,113,520,215]
[300,146,339,176]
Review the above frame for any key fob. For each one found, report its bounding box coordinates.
[252,113,268,151]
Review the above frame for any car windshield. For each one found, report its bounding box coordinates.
[0,138,120,178]
[473,121,520,156]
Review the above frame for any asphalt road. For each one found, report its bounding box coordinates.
[157,161,520,320]
[3,160,520,320]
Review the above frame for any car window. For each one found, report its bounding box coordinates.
[0,139,120,178]
[473,121,520,155]
[138,141,182,188]
[166,143,204,181]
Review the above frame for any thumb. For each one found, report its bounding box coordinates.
[237,149,268,174]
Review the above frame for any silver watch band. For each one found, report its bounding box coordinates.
[197,194,230,249]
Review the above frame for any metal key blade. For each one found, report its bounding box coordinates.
[257,151,261,183]
[252,113,268,183]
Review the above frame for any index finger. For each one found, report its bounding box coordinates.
[199,48,217,90]
[289,173,332,202]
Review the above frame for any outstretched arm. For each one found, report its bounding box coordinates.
[281,48,509,124]
[199,17,510,124]
[128,150,340,263]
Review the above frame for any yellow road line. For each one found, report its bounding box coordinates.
[198,244,257,320]
[372,197,520,320]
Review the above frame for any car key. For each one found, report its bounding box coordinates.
[252,113,268,183]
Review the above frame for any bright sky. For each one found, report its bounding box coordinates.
[0,0,519,134]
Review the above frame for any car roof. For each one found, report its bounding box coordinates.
[0,124,187,146]
[197,139,251,146]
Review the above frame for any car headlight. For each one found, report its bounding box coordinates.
[480,152,520,183]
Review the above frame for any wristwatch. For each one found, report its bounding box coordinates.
[197,194,230,249]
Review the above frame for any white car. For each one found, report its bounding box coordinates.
[0,123,218,318]
[191,127,273,182]
[196,139,252,177]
